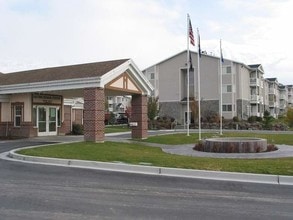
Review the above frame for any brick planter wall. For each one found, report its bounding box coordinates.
[131,94,148,139]
[83,87,105,142]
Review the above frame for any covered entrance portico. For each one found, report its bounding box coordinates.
[0,59,153,141]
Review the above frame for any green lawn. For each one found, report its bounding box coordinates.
[105,125,130,133]
[18,135,293,176]
[144,132,293,145]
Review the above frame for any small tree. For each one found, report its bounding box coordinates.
[263,110,274,129]
[148,96,160,129]
[286,107,293,127]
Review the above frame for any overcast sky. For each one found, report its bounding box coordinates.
[0,0,292,85]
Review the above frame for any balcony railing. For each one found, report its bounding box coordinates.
[279,94,287,100]
[279,104,286,109]
[250,95,263,103]
[269,88,276,94]
[269,101,280,108]
[251,112,261,117]
[250,78,260,86]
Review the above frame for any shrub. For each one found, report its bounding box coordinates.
[72,123,84,135]
[248,116,257,123]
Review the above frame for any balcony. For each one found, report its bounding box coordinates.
[250,95,263,103]
[279,94,287,100]
[250,78,260,86]
[279,103,286,110]
[269,101,279,108]
[251,112,261,117]
[269,88,276,94]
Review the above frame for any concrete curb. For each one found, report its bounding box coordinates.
[7,146,293,186]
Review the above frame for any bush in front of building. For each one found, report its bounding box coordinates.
[72,123,84,135]
[149,115,175,130]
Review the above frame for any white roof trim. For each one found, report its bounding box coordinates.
[0,77,101,95]
[0,59,153,96]
[101,59,153,96]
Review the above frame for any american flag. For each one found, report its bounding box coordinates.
[189,18,195,46]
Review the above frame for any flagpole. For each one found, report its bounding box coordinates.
[186,14,190,136]
[197,28,201,140]
[219,39,223,135]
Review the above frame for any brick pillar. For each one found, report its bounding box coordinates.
[131,94,148,139]
[83,88,105,142]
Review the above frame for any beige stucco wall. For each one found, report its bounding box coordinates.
[1,102,11,122]
[10,93,32,122]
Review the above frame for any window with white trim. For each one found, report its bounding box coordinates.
[222,84,232,93]
[149,72,155,80]
[14,105,22,127]
[223,66,232,74]
[222,104,232,112]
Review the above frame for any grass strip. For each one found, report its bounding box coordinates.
[105,125,130,133]
[18,141,293,176]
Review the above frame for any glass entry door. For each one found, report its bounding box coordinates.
[38,106,58,136]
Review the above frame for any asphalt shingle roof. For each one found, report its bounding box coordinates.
[0,59,129,86]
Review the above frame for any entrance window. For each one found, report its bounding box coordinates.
[38,107,46,132]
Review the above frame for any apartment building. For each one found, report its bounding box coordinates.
[143,50,291,125]
[106,95,131,113]
[288,85,293,108]
[248,64,266,118]
[266,78,280,118]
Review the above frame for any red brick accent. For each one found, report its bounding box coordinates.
[73,109,83,125]
[59,105,72,135]
[0,122,37,138]
[83,88,105,142]
[131,94,148,139]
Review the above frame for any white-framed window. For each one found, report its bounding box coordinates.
[222,84,232,93]
[222,104,232,112]
[149,72,155,80]
[14,105,23,127]
[223,66,232,74]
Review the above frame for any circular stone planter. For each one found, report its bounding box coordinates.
[199,137,268,153]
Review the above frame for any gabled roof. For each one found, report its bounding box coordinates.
[0,59,128,86]
[266,77,277,82]
[143,49,251,72]
[248,64,261,69]
[248,64,265,73]
[0,59,153,96]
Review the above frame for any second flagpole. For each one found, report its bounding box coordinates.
[187,14,190,136]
